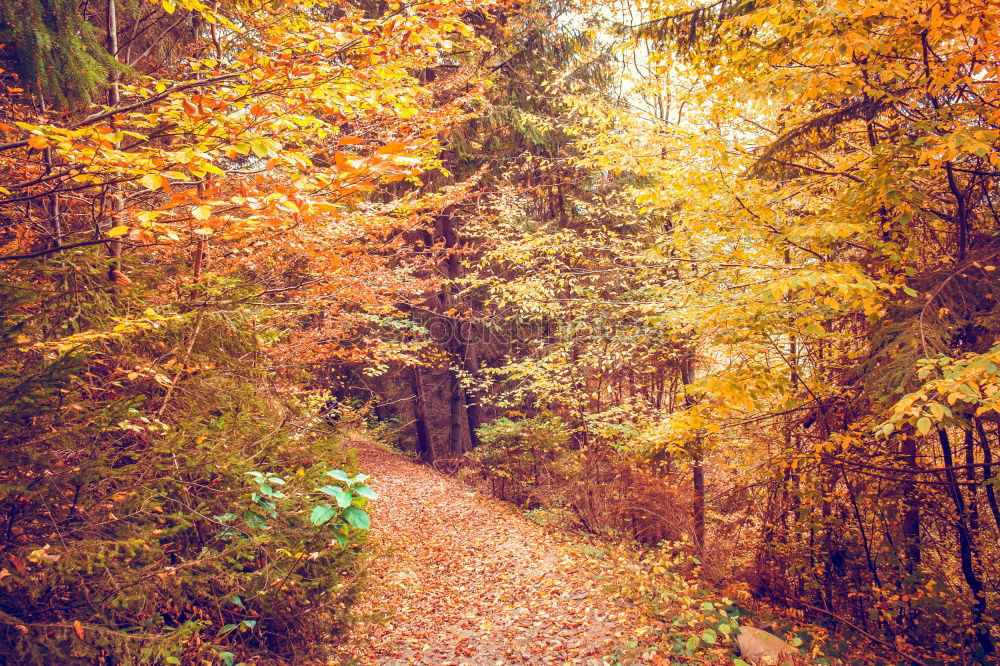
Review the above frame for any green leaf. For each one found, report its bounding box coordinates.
[243,510,266,529]
[326,469,350,483]
[220,652,235,666]
[310,504,337,526]
[354,485,377,500]
[719,622,732,635]
[230,596,245,609]
[685,635,700,653]
[317,485,352,507]
[733,659,750,666]
[344,506,370,530]
[916,416,932,435]
[241,619,256,630]
[701,628,717,644]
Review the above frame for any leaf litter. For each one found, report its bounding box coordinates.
[329,440,656,665]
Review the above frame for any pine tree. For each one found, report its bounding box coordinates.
[0,0,123,108]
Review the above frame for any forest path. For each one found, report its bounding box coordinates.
[333,438,649,665]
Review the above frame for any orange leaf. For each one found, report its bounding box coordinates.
[73,620,84,641]
[335,151,362,171]
[376,141,406,155]
[338,136,364,145]
[8,555,27,574]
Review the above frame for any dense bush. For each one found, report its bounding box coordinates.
[471,415,570,506]
[472,415,688,544]
[0,256,371,664]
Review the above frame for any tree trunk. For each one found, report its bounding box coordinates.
[106,0,123,280]
[410,367,433,463]
[965,429,982,568]
[437,209,481,450]
[679,355,705,554]
[938,428,993,657]
[900,435,921,573]
[692,453,705,553]
[461,337,482,447]
[974,419,1000,536]
[448,372,472,454]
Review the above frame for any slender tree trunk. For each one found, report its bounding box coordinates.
[191,179,208,294]
[938,428,993,657]
[410,367,433,463]
[461,337,482,447]
[44,147,62,250]
[679,355,705,554]
[692,453,705,552]
[106,2,119,103]
[974,419,1000,536]
[899,433,921,633]
[901,435,921,582]
[845,471,881,588]
[965,430,982,565]
[448,372,472,454]
[106,0,124,282]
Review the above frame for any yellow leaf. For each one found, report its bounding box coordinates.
[250,139,269,158]
[140,173,164,190]
[192,205,212,220]
[108,226,129,238]
[136,211,163,224]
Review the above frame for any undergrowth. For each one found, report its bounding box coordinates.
[0,256,373,664]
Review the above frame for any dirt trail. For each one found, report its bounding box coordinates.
[334,440,648,665]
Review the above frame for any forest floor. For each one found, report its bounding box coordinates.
[330,437,655,665]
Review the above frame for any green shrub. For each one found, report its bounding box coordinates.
[0,260,374,664]
[0,367,371,663]
[471,415,570,506]
[472,415,688,544]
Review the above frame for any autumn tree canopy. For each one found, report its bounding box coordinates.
[1,0,998,663]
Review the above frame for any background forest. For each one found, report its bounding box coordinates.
[0,0,998,664]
